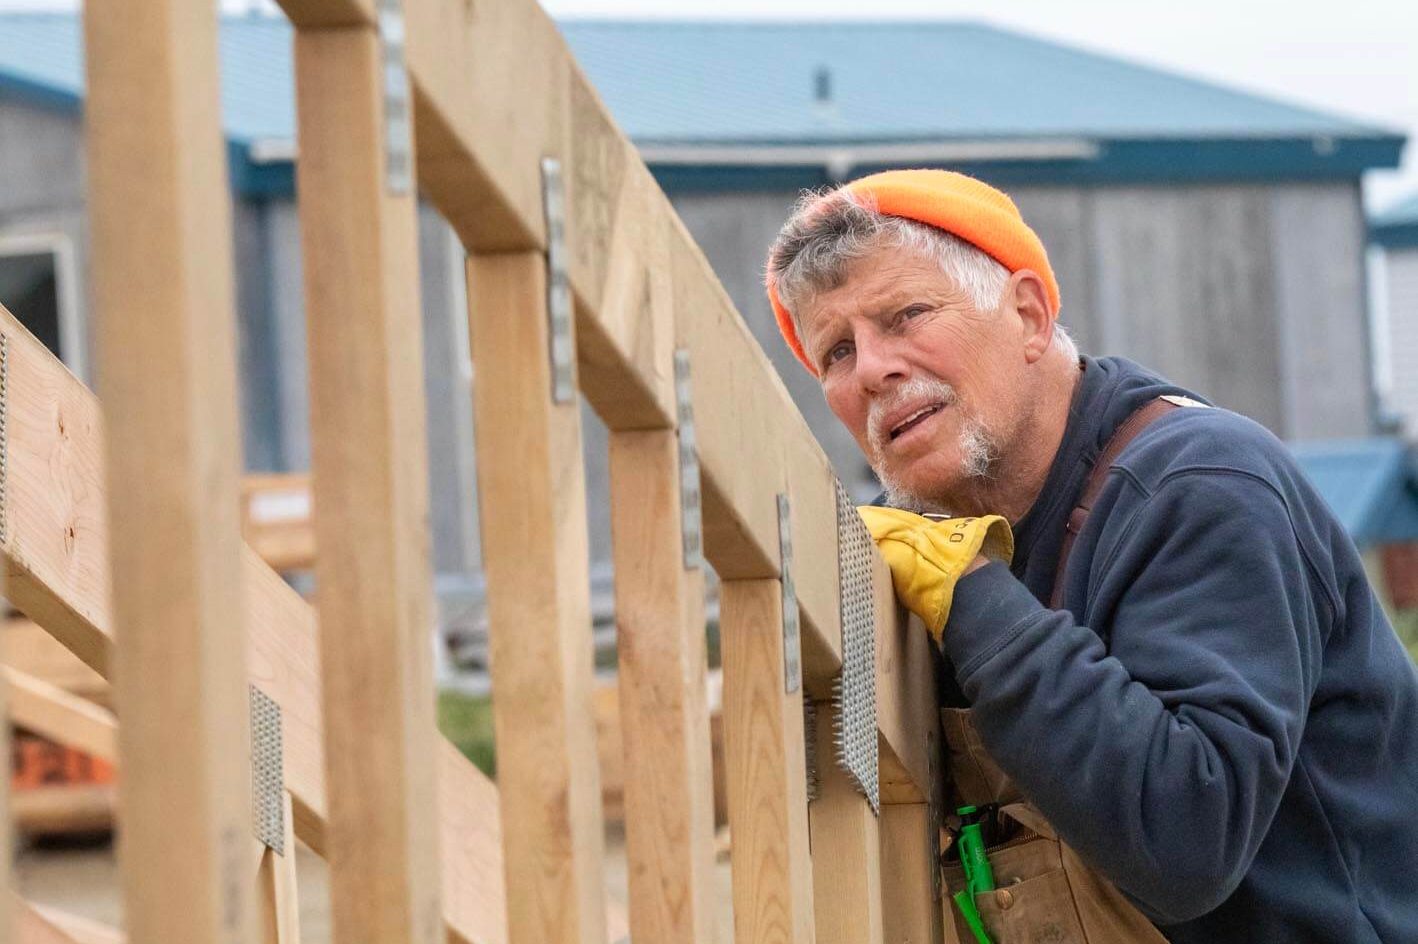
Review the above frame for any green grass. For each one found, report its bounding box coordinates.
[1393,609,1418,664]
[437,690,497,778]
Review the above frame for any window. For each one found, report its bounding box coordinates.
[0,232,82,376]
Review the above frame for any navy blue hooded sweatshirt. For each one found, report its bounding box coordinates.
[943,356,1418,941]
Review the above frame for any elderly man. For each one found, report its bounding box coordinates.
[765,169,1418,942]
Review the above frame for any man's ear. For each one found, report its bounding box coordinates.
[1007,270,1053,364]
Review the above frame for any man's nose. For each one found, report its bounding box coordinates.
[853,332,909,392]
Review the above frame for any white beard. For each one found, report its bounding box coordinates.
[874,415,999,514]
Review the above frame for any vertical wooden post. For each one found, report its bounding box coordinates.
[84,3,256,942]
[809,702,883,944]
[880,804,944,944]
[294,25,442,944]
[608,428,718,944]
[257,793,302,944]
[719,579,815,944]
[466,250,607,944]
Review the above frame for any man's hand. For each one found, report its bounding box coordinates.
[856,507,1014,642]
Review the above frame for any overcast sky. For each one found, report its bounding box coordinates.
[5,0,1416,210]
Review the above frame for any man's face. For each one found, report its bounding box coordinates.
[798,245,1034,509]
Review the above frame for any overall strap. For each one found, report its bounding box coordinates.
[1049,397,1185,610]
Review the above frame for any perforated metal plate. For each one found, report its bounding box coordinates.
[378,0,412,196]
[540,157,575,404]
[835,480,879,813]
[250,684,285,854]
[803,698,820,803]
[673,350,703,570]
[778,493,802,694]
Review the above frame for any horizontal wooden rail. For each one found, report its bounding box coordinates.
[3,666,118,763]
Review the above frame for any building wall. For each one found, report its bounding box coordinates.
[1381,247,1418,436]
[671,180,1375,493]
[0,95,91,381]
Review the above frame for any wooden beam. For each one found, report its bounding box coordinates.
[257,793,302,944]
[84,2,257,940]
[879,805,943,944]
[719,580,814,944]
[466,251,608,944]
[294,24,442,944]
[28,905,125,944]
[809,700,884,944]
[0,304,513,944]
[15,897,124,944]
[3,666,117,762]
[608,429,718,944]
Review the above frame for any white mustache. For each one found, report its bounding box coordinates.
[866,377,959,454]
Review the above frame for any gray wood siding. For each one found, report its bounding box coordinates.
[1270,182,1371,439]
[1380,248,1418,437]
[0,96,84,214]
[1087,185,1284,432]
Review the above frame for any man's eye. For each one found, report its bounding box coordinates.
[825,342,852,365]
[899,304,929,322]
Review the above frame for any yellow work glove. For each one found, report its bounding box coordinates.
[856,506,1014,642]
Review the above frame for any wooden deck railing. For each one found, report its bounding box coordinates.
[3,2,946,943]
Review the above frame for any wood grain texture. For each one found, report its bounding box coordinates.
[719,580,815,944]
[3,666,117,762]
[879,804,942,944]
[466,251,608,944]
[0,304,510,944]
[83,2,256,941]
[294,26,442,944]
[609,429,719,944]
[808,699,883,944]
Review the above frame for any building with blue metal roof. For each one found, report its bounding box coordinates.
[0,11,1406,588]
[1373,192,1418,250]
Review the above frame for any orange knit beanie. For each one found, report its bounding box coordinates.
[767,169,1060,375]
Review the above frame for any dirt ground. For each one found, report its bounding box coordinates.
[15,824,736,942]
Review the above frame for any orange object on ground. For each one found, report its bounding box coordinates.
[11,730,116,789]
[767,168,1061,375]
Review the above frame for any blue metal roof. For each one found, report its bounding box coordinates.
[1372,192,1418,250]
[558,20,1390,145]
[0,13,1404,194]
[1290,438,1418,548]
[0,13,295,142]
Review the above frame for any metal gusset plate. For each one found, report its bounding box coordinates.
[540,157,575,404]
[804,698,820,803]
[378,0,413,196]
[250,684,286,854]
[674,350,703,570]
[778,493,802,694]
[835,479,879,813]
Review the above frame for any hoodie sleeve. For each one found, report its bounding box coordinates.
[941,468,1327,924]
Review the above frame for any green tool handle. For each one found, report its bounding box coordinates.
[952,889,994,944]
[959,821,996,894]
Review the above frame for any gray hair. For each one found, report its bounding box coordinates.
[767,186,1078,362]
